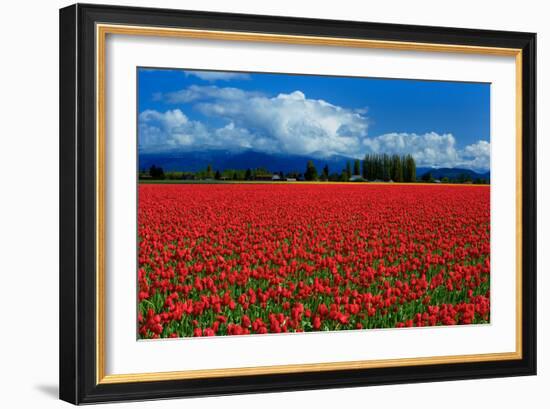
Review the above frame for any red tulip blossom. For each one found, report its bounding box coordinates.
[137,184,490,338]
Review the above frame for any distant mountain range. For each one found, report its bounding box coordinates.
[415,167,490,181]
[139,149,490,181]
[139,150,353,175]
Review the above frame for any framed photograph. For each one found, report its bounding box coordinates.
[59,3,536,404]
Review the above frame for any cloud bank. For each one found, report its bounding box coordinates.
[184,71,251,82]
[139,85,490,171]
[362,132,490,170]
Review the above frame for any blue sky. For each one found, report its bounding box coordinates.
[138,68,490,170]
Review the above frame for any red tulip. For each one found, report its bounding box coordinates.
[137,184,490,338]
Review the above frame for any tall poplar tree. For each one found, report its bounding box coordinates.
[304,160,318,181]
[353,159,361,176]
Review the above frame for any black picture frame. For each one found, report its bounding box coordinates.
[59,3,536,404]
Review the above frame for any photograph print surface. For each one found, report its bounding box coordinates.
[137,68,491,339]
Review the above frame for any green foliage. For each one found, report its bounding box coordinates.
[149,165,165,179]
[353,159,361,176]
[304,160,319,181]
[421,171,434,182]
[391,154,403,182]
[327,172,340,181]
[362,153,416,182]
[134,153,495,186]
[403,154,416,182]
[321,164,329,181]
[457,173,473,183]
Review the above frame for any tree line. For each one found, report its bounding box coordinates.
[361,154,416,182]
[140,154,486,184]
[302,153,415,182]
[141,154,417,182]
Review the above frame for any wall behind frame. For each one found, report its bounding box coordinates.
[0,0,546,408]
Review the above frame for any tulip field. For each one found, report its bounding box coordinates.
[137,183,490,339]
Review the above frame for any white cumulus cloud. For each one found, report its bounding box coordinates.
[138,109,209,151]
[460,140,490,170]
[159,85,261,104]
[193,87,369,157]
[140,85,490,171]
[184,71,251,82]
[362,132,489,170]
